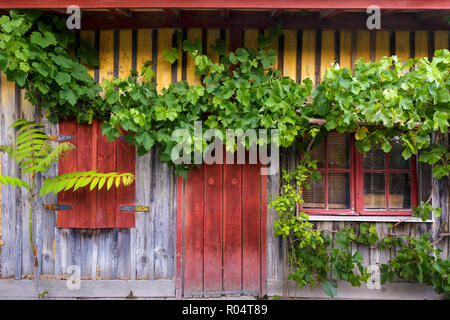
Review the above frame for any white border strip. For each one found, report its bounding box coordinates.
[308,215,434,223]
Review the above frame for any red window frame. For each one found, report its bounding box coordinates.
[299,133,418,216]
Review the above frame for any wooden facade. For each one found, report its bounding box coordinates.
[0,23,449,298]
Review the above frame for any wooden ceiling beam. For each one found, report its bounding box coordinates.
[108,8,132,18]
[78,10,449,30]
[270,9,283,17]
[163,8,180,17]
[416,11,448,21]
[50,8,70,15]
[382,9,405,16]
[220,9,230,19]
[319,9,342,19]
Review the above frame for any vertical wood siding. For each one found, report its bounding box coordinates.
[0,29,449,286]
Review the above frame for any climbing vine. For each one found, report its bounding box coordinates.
[101,24,311,176]
[0,10,105,123]
[0,10,449,298]
[270,160,449,298]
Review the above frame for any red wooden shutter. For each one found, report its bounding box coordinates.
[178,161,267,297]
[57,119,136,228]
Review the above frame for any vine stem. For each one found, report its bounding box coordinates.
[29,172,40,298]
[430,233,450,246]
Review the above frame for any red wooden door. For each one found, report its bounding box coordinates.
[176,162,267,297]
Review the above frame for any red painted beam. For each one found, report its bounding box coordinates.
[76,11,449,30]
[0,0,449,10]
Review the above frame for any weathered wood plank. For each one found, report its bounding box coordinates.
[0,279,175,299]
[242,164,261,292]
[244,29,259,51]
[432,133,449,258]
[321,30,335,80]
[396,30,411,62]
[0,72,2,252]
[356,30,371,61]
[134,28,153,280]
[153,30,176,280]
[301,30,315,83]
[19,89,38,278]
[187,28,202,85]
[90,229,100,280]
[434,31,448,51]
[39,112,57,276]
[0,73,19,278]
[415,31,428,58]
[156,29,173,91]
[375,30,390,61]
[282,30,297,81]
[117,229,131,279]
[80,230,93,279]
[339,30,352,68]
[96,230,114,279]
[267,279,443,300]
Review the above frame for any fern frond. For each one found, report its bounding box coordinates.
[6,119,54,170]
[0,175,30,190]
[15,131,48,146]
[16,122,45,135]
[27,142,75,174]
[40,171,135,196]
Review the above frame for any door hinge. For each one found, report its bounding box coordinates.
[43,203,73,211]
[48,134,74,142]
[120,205,149,212]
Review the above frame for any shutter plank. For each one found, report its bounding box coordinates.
[115,29,136,229]
[242,164,261,292]
[223,162,242,291]
[203,164,222,291]
[184,165,204,296]
[96,121,116,228]
[260,171,268,296]
[115,132,136,228]
[57,120,77,228]
[75,121,96,228]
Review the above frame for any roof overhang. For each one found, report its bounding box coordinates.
[0,0,450,10]
[0,1,448,30]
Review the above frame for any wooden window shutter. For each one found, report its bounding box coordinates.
[56,119,136,229]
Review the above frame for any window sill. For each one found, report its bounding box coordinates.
[307,215,433,223]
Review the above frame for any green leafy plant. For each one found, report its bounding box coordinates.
[269,157,370,298]
[0,10,105,123]
[101,25,312,177]
[0,119,135,297]
[379,233,450,299]
[304,50,449,175]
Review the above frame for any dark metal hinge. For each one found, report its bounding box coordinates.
[43,203,72,211]
[48,134,74,142]
[120,205,149,212]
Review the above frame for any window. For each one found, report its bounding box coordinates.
[301,132,417,216]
